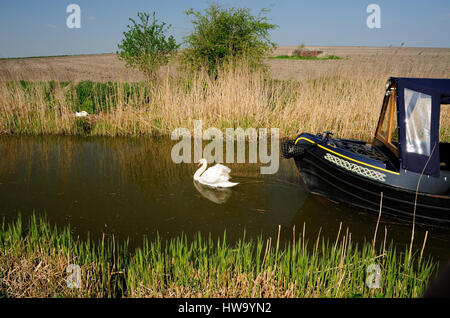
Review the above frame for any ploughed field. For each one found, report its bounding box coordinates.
[1,46,450,82]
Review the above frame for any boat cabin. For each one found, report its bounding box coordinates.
[373,77,450,177]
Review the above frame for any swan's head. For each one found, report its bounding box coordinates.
[198,158,207,167]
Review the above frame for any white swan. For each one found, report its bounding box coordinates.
[193,158,238,188]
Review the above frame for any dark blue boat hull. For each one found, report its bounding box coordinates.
[286,133,450,226]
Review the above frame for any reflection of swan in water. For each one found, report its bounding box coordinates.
[193,180,232,204]
[193,158,238,188]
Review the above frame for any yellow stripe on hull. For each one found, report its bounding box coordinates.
[294,137,400,175]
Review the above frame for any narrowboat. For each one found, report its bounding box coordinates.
[282,77,450,226]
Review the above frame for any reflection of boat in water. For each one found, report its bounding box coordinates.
[193,180,232,204]
[283,77,450,226]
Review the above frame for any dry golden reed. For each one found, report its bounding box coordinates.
[0,50,449,141]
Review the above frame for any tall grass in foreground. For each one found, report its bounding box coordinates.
[1,61,449,141]
[0,215,435,298]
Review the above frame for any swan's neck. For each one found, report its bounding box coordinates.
[193,161,207,181]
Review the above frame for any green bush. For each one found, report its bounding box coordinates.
[117,12,179,81]
[181,4,277,75]
[74,81,152,114]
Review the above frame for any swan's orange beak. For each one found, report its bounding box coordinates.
[197,162,202,167]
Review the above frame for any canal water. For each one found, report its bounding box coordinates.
[0,136,449,263]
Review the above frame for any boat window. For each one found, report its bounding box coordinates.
[404,88,432,156]
[440,106,450,170]
[379,92,398,145]
[391,108,398,143]
[440,105,450,143]
[380,97,392,138]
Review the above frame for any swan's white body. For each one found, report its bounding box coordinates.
[193,159,238,188]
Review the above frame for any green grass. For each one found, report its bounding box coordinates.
[0,215,436,298]
[9,80,147,114]
[269,55,343,61]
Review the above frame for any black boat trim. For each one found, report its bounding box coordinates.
[304,154,450,212]
[304,154,448,211]
[295,136,400,175]
[300,159,450,223]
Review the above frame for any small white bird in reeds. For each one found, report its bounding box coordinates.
[75,111,89,117]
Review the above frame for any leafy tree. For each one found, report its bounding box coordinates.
[117,12,179,80]
[182,4,277,75]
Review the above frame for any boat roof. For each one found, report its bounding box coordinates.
[391,77,450,104]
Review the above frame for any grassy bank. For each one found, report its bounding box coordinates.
[0,215,435,297]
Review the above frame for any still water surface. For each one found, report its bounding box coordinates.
[0,136,449,262]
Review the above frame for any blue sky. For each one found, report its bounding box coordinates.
[0,0,449,58]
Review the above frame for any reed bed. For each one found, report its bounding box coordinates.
[0,215,435,298]
[0,57,449,141]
